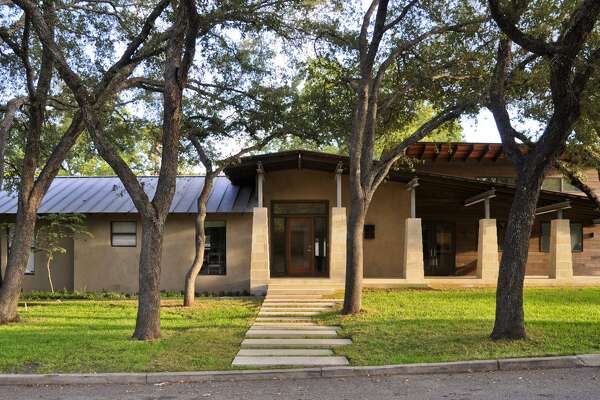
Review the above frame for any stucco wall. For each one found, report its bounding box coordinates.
[0,229,74,292]
[72,213,252,293]
[262,169,410,279]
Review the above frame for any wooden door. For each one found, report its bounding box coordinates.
[286,217,314,275]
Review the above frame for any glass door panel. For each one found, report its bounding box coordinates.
[286,217,314,275]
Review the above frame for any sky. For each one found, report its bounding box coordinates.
[461,110,502,143]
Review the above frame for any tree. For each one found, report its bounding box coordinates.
[486,0,600,339]
[0,0,171,324]
[32,214,91,293]
[302,0,486,313]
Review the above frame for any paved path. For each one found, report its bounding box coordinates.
[232,291,351,367]
[2,367,599,399]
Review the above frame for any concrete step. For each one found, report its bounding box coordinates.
[263,297,343,304]
[258,312,320,317]
[246,329,338,337]
[242,338,352,347]
[267,289,337,295]
[262,302,337,307]
[251,324,339,330]
[232,356,349,367]
[260,307,333,312]
[237,348,333,356]
[255,317,314,322]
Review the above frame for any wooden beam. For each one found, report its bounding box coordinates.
[464,188,496,207]
[491,146,503,162]
[477,144,490,162]
[406,177,419,191]
[535,201,571,216]
[462,144,474,162]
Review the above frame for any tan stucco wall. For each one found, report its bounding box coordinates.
[72,213,252,294]
[0,225,74,292]
[262,169,410,279]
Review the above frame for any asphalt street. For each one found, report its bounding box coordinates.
[0,367,599,400]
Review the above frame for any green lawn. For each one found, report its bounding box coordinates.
[318,288,600,366]
[0,297,259,374]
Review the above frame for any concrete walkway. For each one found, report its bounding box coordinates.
[232,290,351,367]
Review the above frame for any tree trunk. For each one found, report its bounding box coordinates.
[343,195,366,314]
[184,175,214,307]
[491,164,546,340]
[46,256,54,293]
[132,217,165,340]
[0,205,37,323]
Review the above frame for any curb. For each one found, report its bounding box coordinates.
[0,354,598,386]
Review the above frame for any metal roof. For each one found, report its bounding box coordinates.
[0,176,256,214]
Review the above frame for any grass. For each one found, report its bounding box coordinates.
[0,297,259,374]
[318,288,600,366]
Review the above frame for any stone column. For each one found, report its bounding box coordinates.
[250,207,270,295]
[329,207,347,283]
[549,219,573,281]
[477,219,499,282]
[403,218,425,283]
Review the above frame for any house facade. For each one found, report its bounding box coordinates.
[2,143,600,294]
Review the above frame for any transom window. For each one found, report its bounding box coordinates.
[201,221,226,275]
[111,221,137,247]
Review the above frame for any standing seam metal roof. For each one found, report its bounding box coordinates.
[0,176,256,214]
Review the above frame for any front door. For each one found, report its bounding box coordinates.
[422,222,456,276]
[286,217,314,275]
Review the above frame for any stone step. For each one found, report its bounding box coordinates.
[267,289,337,295]
[251,324,339,330]
[237,348,334,356]
[258,311,320,316]
[260,307,333,312]
[264,298,341,303]
[246,329,338,337]
[262,302,337,307]
[242,338,352,347]
[232,356,349,367]
[255,317,314,322]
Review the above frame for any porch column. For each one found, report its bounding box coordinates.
[329,207,347,283]
[477,219,499,282]
[250,207,270,295]
[403,218,425,283]
[549,219,573,281]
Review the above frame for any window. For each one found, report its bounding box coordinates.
[542,177,562,192]
[6,226,35,275]
[200,221,226,275]
[111,221,137,247]
[540,222,583,252]
[542,177,580,193]
[497,220,507,251]
[364,224,375,239]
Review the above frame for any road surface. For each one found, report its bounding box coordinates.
[0,367,599,399]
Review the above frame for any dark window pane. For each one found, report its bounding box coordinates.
[364,224,375,239]
[201,223,226,275]
[271,217,286,276]
[497,220,507,251]
[314,217,327,274]
[571,223,583,252]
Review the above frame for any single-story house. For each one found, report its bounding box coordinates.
[2,143,600,294]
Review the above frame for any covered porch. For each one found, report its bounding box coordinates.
[224,150,600,294]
